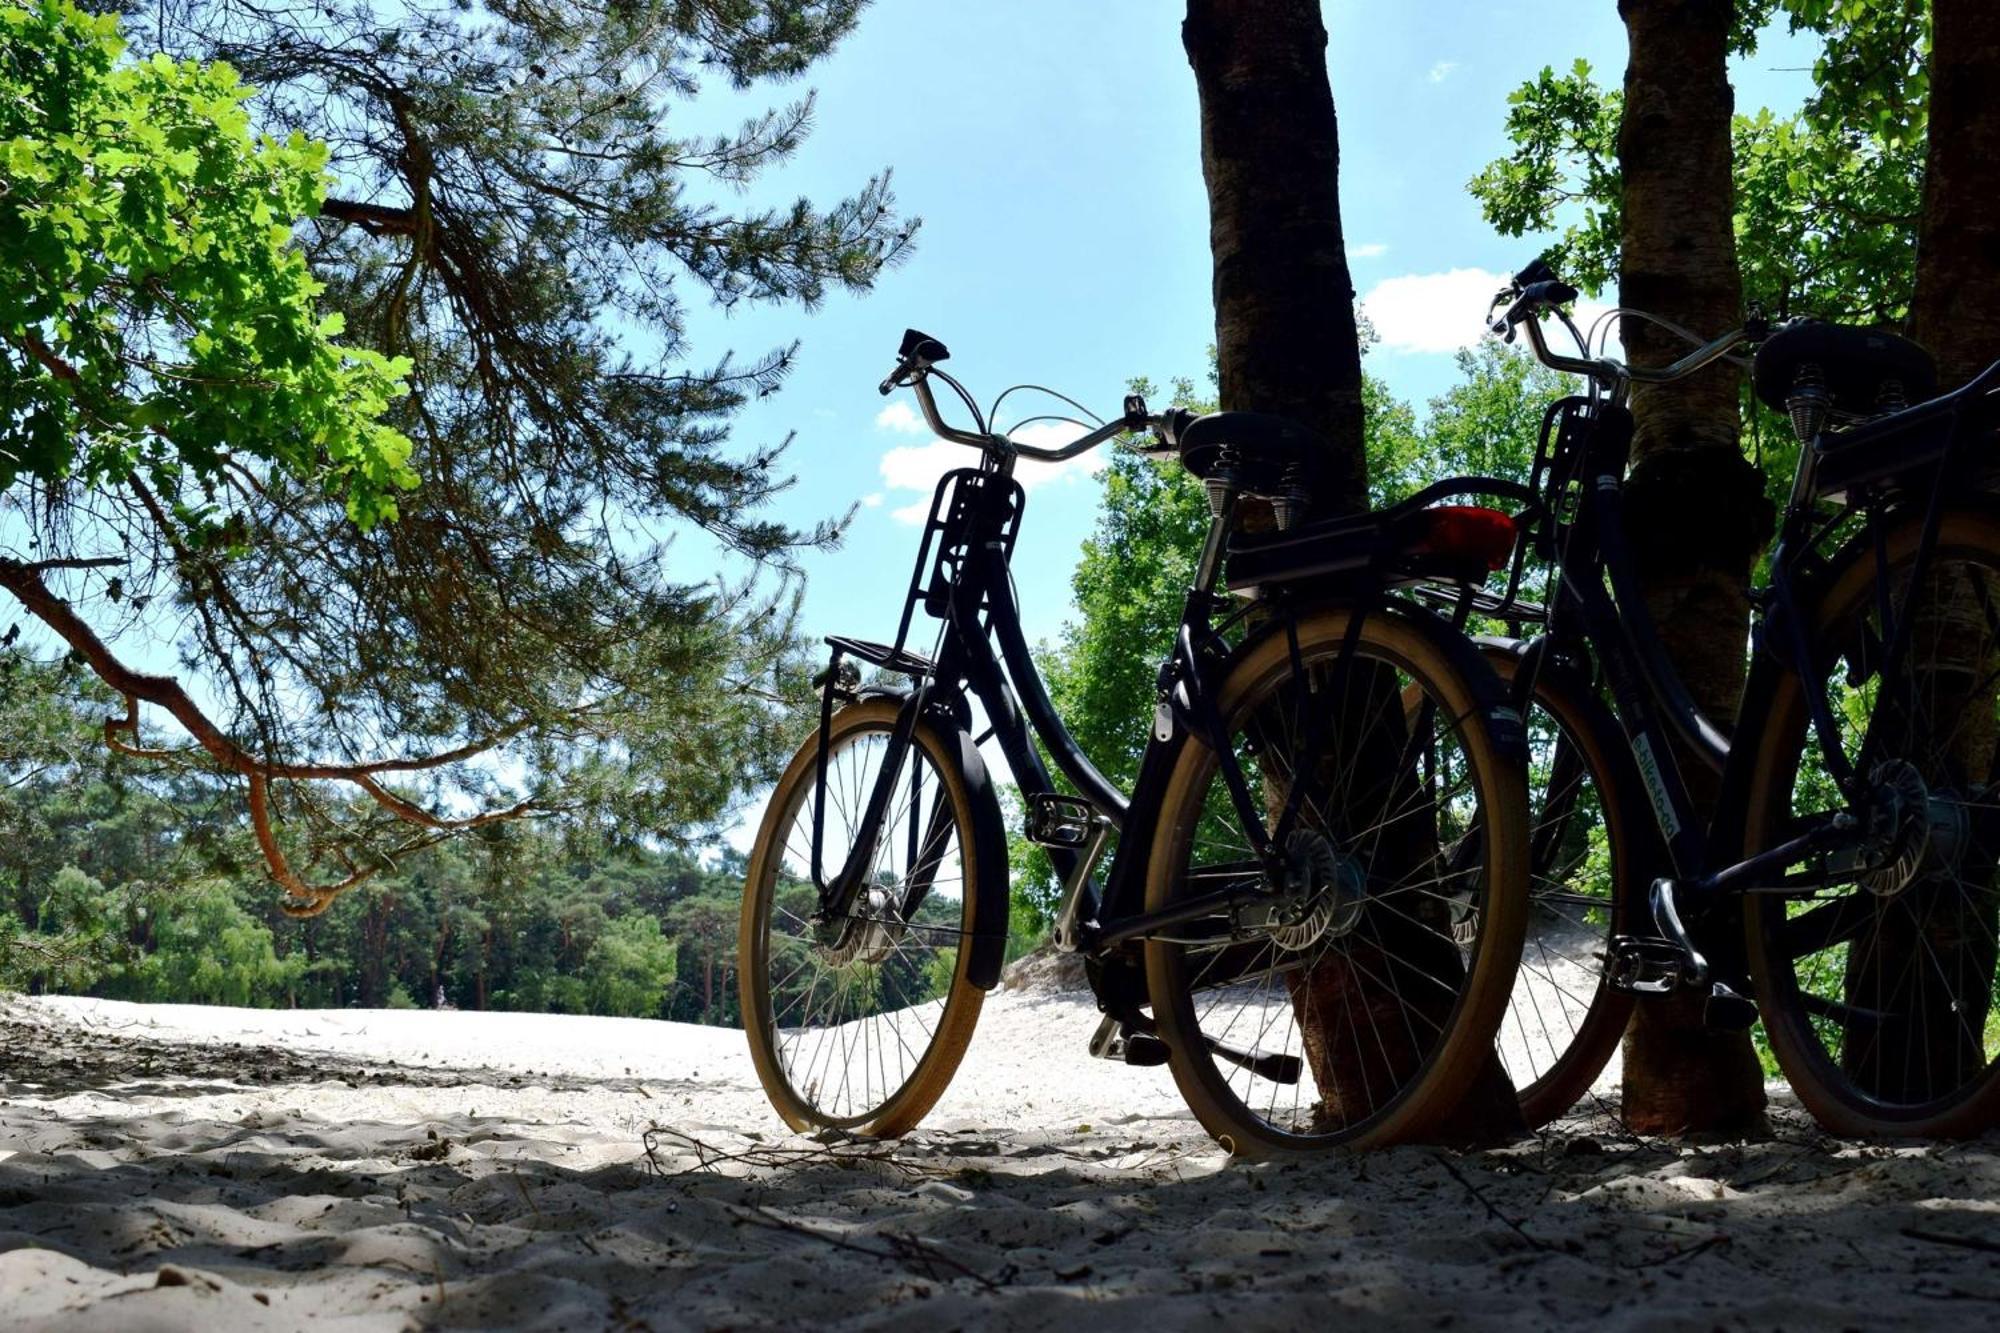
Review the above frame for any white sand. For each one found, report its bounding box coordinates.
[2,989,1996,1330]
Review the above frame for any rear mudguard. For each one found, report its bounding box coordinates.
[1475,632,1670,889]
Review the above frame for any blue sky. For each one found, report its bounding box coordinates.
[680,0,1819,657]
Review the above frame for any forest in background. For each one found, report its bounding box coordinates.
[0,653,755,1022]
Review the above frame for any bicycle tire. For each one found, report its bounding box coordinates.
[1143,604,1529,1155]
[1741,506,2000,1136]
[739,697,986,1136]
[1482,646,1643,1128]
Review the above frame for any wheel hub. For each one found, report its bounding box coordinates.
[1860,759,1968,897]
[1270,829,1366,950]
[821,881,908,966]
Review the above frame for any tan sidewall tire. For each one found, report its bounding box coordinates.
[1484,649,1638,1129]
[738,698,985,1137]
[1144,607,1529,1156]
[1742,509,2000,1137]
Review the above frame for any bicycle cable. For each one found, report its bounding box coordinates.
[988,382,1104,432]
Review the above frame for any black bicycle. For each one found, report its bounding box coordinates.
[1465,259,2000,1135]
[738,329,1535,1155]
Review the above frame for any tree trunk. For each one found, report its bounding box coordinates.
[1184,0,1521,1141]
[1614,0,1768,1136]
[1850,0,2000,1104]
[1182,0,1365,519]
[1909,0,2000,386]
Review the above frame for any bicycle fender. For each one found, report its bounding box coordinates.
[941,720,1012,991]
[852,681,1008,988]
[1232,599,1530,767]
[1400,601,1531,766]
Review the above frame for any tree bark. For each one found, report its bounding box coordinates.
[1615,0,1768,1136]
[1183,0,1366,518]
[1909,0,2000,386]
[1853,0,2000,1104]
[1184,0,1521,1141]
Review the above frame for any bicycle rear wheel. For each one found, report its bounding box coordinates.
[1143,604,1528,1155]
[739,697,985,1136]
[1742,508,2000,1135]
[1484,647,1641,1127]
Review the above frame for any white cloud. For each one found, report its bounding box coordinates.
[873,400,927,434]
[1361,267,1614,358]
[878,421,1109,524]
[1362,268,1509,354]
[1347,241,1388,260]
[1428,60,1459,84]
[860,492,883,508]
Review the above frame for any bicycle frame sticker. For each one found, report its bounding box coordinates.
[1630,715,1683,841]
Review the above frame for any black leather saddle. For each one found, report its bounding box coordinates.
[1753,319,1938,418]
[1165,410,1331,496]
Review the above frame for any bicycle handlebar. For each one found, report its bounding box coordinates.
[882,329,1165,465]
[1490,263,1755,392]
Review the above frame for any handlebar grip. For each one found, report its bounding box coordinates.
[880,327,952,395]
[1513,257,1558,289]
[1492,279,1580,340]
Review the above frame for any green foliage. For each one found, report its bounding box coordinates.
[1733,107,1921,323]
[0,662,751,1023]
[1466,59,1624,295]
[1,0,911,904]
[0,0,416,535]
[1783,0,1930,147]
[119,880,305,1007]
[1468,3,1927,321]
[585,913,679,1019]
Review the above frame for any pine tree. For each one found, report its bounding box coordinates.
[3,0,914,912]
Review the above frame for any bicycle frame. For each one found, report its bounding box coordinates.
[804,455,1278,997]
[1517,356,2000,940]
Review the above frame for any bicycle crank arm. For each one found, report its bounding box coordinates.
[1089,1012,1302,1084]
[1205,1036,1302,1085]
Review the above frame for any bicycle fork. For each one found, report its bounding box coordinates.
[809,659,953,939]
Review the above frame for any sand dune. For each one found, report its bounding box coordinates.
[2,990,1997,1330]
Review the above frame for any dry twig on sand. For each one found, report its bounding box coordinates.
[640,1126,939,1182]
[1432,1152,1550,1253]
[729,1203,1003,1292]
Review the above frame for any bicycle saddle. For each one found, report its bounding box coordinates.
[1169,410,1330,495]
[1752,319,1938,419]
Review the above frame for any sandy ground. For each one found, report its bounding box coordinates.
[2,990,1998,1331]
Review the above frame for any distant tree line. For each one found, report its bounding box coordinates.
[0,651,759,1022]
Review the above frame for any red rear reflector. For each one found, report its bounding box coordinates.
[1413,505,1518,570]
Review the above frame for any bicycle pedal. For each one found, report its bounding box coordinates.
[1087,1015,1169,1066]
[1026,793,1102,849]
[1703,981,1760,1033]
[1605,935,1692,995]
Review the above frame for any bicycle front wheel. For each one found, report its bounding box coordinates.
[1144,605,1529,1155]
[739,697,986,1136]
[1485,647,1641,1128]
[1742,507,2000,1136]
